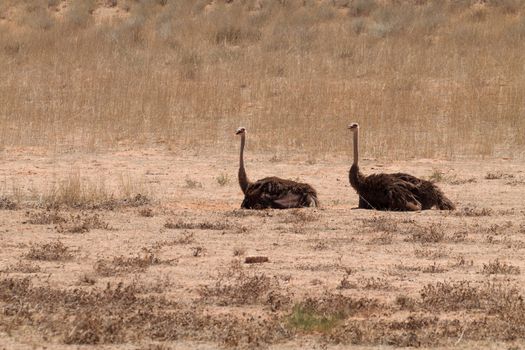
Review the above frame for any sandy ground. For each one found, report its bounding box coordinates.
[1,147,525,349]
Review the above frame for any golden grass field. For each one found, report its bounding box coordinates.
[1,0,525,349]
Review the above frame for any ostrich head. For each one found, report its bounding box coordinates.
[348,123,359,131]
[235,127,246,135]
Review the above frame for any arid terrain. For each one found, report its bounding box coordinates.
[1,0,525,348]
[1,147,525,349]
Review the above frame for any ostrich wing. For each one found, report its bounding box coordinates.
[272,193,302,209]
[242,177,316,209]
[386,179,422,211]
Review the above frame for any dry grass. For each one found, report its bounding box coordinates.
[1,260,41,273]
[24,210,112,232]
[454,206,494,217]
[280,209,320,224]
[164,218,231,230]
[0,196,17,210]
[1,1,524,158]
[34,172,153,210]
[198,262,279,306]
[24,209,67,224]
[94,251,173,277]
[0,278,289,346]
[360,216,398,233]
[24,241,73,261]
[152,232,196,248]
[482,259,521,275]
[405,223,446,243]
[138,207,154,217]
[56,212,112,233]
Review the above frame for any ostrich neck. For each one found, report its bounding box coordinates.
[353,129,359,167]
[238,134,250,194]
[349,129,363,191]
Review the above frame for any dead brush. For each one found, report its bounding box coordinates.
[42,172,152,210]
[311,240,329,250]
[448,176,477,185]
[280,209,319,224]
[359,216,398,233]
[287,292,379,333]
[420,281,525,326]
[78,273,97,286]
[357,277,391,290]
[225,210,270,218]
[1,260,41,273]
[414,247,449,259]
[191,246,206,257]
[23,209,66,225]
[0,277,289,347]
[164,218,231,230]
[152,232,195,249]
[0,196,17,210]
[24,240,73,261]
[449,255,474,269]
[138,207,154,217]
[405,224,446,243]
[420,280,483,311]
[395,295,418,311]
[56,212,112,233]
[337,273,357,290]
[485,172,512,180]
[184,178,202,189]
[454,206,493,217]
[198,262,276,306]
[422,262,447,274]
[94,251,174,277]
[482,259,520,275]
[368,231,393,245]
[420,280,524,313]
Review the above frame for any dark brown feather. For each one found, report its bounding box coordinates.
[241,176,319,209]
[350,165,455,211]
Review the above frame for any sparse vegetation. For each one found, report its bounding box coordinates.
[216,173,230,186]
[184,178,202,189]
[280,209,319,224]
[40,172,152,209]
[0,278,290,346]
[199,264,275,306]
[2,2,522,158]
[164,219,231,230]
[428,169,445,182]
[0,196,18,210]
[56,212,112,233]
[485,172,512,180]
[1,1,525,348]
[24,241,73,261]
[152,232,195,248]
[93,251,173,276]
[360,216,398,233]
[482,259,520,275]
[406,223,446,243]
[138,207,154,217]
[1,260,41,273]
[455,206,493,217]
[287,304,342,333]
[24,210,66,225]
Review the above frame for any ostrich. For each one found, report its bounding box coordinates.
[235,127,319,209]
[348,123,455,211]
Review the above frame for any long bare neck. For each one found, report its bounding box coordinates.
[353,129,359,167]
[349,129,363,190]
[238,134,250,194]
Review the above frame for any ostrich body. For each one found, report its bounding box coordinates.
[236,127,319,209]
[348,123,455,211]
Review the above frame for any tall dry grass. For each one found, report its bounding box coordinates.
[0,0,524,159]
